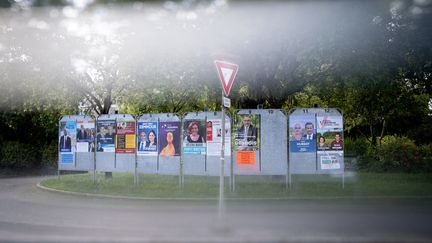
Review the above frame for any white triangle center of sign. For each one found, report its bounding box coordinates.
[221,67,234,86]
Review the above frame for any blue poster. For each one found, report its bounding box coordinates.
[59,120,76,164]
[289,115,316,153]
[137,121,158,156]
[96,120,116,152]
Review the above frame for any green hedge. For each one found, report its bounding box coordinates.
[356,136,432,173]
[0,141,39,169]
[41,143,58,168]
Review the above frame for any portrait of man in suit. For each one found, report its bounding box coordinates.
[138,131,148,151]
[302,122,316,140]
[76,124,88,141]
[60,128,72,152]
[236,115,258,151]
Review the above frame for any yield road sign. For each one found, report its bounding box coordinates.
[214,60,239,97]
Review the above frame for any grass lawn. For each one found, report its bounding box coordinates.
[40,172,432,199]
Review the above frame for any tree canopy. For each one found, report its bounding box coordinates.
[0,0,431,152]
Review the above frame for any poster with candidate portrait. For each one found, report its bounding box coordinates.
[234,114,260,167]
[316,115,344,170]
[116,119,136,154]
[158,121,181,156]
[206,118,231,156]
[233,114,260,151]
[289,115,316,153]
[59,120,76,164]
[76,120,95,152]
[137,121,158,156]
[96,120,116,152]
[183,119,206,155]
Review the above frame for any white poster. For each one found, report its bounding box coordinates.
[76,120,95,152]
[316,115,344,170]
[206,118,231,156]
[319,153,342,170]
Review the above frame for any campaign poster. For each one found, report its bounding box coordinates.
[96,120,116,152]
[59,120,76,164]
[319,154,342,170]
[158,121,181,156]
[233,114,260,151]
[233,114,259,166]
[316,115,343,170]
[206,119,231,156]
[116,120,136,154]
[316,115,344,151]
[183,119,206,155]
[289,115,317,153]
[76,120,95,152]
[137,121,158,156]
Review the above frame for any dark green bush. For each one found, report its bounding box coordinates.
[376,136,421,173]
[419,144,432,172]
[353,136,432,173]
[41,143,58,168]
[351,137,372,156]
[0,141,39,169]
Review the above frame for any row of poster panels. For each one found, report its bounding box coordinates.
[289,113,344,171]
[59,110,343,174]
[59,114,261,166]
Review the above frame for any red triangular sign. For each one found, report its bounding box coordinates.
[215,60,239,97]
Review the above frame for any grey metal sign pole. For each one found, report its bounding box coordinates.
[219,90,225,218]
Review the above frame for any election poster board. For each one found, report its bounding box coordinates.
[116,119,136,154]
[96,120,116,152]
[234,114,260,166]
[182,119,206,155]
[76,120,95,152]
[159,121,181,156]
[316,115,344,170]
[206,118,231,156]
[59,120,76,164]
[289,115,317,153]
[137,121,158,156]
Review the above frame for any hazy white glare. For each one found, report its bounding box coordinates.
[0,1,424,104]
[28,18,50,30]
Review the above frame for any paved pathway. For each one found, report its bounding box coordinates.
[1,176,431,242]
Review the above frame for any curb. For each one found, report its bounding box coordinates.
[36,183,432,201]
[36,183,220,201]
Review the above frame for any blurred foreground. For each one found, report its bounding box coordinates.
[1,176,432,242]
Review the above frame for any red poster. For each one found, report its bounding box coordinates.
[116,121,136,153]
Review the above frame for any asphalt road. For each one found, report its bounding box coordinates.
[0,176,431,242]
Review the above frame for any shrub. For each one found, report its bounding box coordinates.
[41,143,58,168]
[375,136,421,173]
[419,144,432,172]
[351,137,372,156]
[0,141,39,169]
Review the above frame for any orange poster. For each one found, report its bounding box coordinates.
[237,151,255,165]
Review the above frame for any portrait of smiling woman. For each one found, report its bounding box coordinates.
[185,121,205,143]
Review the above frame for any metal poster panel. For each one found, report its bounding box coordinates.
[289,115,317,153]
[206,118,231,156]
[316,115,344,170]
[96,120,116,152]
[159,121,181,156]
[183,119,206,155]
[59,120,76,164]
[116,119,136,154]
[76,120,95,152]
[259,109,287,175]
[137,121,158,156]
